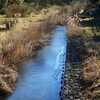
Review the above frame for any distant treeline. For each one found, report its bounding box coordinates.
[0,0,71,8]
[0,0,99,16]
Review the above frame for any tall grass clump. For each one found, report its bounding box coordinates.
[0,20,55,65]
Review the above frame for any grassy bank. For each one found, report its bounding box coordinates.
[0,5,70,98]
[64,15,100,99]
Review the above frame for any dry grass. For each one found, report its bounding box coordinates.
[0,7,67,95]
[0,4,91,96]
[66,24,83,36]
[1,5,85,65]
[1,5,95,65]
[0,20,55,65]
[0,18,55,96]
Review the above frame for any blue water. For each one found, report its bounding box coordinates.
[8,26,67,100]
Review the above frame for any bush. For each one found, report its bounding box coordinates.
[5,3,32,17]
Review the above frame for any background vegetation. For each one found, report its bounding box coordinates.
[0,0,100,16]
